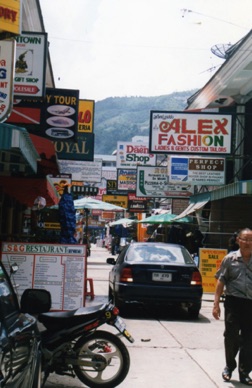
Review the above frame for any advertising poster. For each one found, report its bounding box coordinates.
[168,155,225,185]
[117,169,137,191]
[116,142,156,168]
[149,111,232,154]
[78,99,94,133]
[0,39,15,122]
[136,166,194,198]
[102,194,128,209]
[1,243,87,311]
[14,32,47,98]
[58,159,102,182]
[128,193,148,213]
[199,248,227,293]
[42,88,79,140]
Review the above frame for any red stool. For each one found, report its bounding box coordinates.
[85,278,95,300]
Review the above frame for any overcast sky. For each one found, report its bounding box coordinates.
[40,0,251,102]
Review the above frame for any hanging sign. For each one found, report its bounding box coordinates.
[0,39,15,122]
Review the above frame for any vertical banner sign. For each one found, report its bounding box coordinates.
[14,32,47,98]
[149,111,232,154]
[42,88,79,140]
[0,39,15,122]
[78,99,94,133]
[1,242,87,311]
[199,248,227,293]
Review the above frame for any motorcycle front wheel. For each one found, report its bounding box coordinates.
[73,330,130,388]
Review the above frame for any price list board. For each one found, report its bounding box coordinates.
[1,242,86,311]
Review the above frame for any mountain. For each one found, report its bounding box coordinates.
[93,90,197,154]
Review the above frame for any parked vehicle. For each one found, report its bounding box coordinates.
[107,242,203,318]
[0,261,134,388]
[0,262,41,387]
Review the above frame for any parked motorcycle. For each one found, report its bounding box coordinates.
[21,289,134,388]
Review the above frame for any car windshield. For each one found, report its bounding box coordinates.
[125,243,194,264]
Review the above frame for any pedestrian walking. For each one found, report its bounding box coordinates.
[212,227,252,385]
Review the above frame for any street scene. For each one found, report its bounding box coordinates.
[1,1,252,388]
[44,244,242,388]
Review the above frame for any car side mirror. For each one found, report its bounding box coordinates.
[20,288,51,314]
[107,258,116,265]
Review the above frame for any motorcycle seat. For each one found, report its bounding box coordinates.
[38,303,107,330]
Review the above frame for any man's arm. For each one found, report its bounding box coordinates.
[212,279,225,320]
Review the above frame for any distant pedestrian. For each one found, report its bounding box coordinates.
[212,228,252,385]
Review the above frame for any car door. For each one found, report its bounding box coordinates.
[0,263,40,387]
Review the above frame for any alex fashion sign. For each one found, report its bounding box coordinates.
[168,155,225,185]
[149,111,232,154]
[116,142,156,168]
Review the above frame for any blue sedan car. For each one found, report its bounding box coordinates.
[107,242,203,318]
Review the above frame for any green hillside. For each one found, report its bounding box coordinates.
[94,90,197,154]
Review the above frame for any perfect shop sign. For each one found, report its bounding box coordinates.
[149,111,232,155]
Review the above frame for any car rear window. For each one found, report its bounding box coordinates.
[126,244,195,264]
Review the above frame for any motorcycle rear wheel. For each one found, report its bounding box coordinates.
[73,330,130,388]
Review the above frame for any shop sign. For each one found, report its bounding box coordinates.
[199,248,227,293]
[117,168,137,191]
[150,111,232,154]
[168,155,225,185]
[116,142,156,168]
[0,39,15,122]
[14,32,47,98]
[102,194,128,209]
[1,242,86,311]
[54,132,94,161]
[78,99,94,133]
[42,88,79,140]
[0,0,21,35]
[128,193,147,213]
[58,159,102,183]
[136,165,194,198]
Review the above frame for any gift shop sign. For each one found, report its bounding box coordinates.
[168,155,225,185]
[0,39,15,122]
[149,111,232,154]
[117,142,156,168]
[14,32,47,98]
[136,166,194,198]
[1,242,86,311]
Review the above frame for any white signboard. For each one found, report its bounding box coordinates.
[1,243,86,311]
[136,166,194,198]
[58,159,102,182]
[116,142,156,168]
[168,155,225,185]
[150,111,232,154]
[0,39,15,122]
[14,32,47,98]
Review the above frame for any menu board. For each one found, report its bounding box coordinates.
[1,243,86,311]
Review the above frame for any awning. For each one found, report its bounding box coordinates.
[0,123,39,174]
[30,134,60,175]
[173,197,210,220]
[0,175,60,207]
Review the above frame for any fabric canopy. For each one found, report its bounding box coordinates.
[138,213,193,224]
[67,197,125,211]
[109,218,136,227]
[173,200,209,220]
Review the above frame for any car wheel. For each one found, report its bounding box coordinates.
[188,304,201,319]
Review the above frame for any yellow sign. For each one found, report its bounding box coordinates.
[199,248,227,293]
[102,195,128,209]
[78,99,94,133]
[0,0,21,35]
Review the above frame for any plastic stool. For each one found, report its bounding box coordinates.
[85,278,95,300]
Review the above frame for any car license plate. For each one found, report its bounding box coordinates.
[152,272,172,282]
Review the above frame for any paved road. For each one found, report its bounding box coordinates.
[44,244,245,388]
